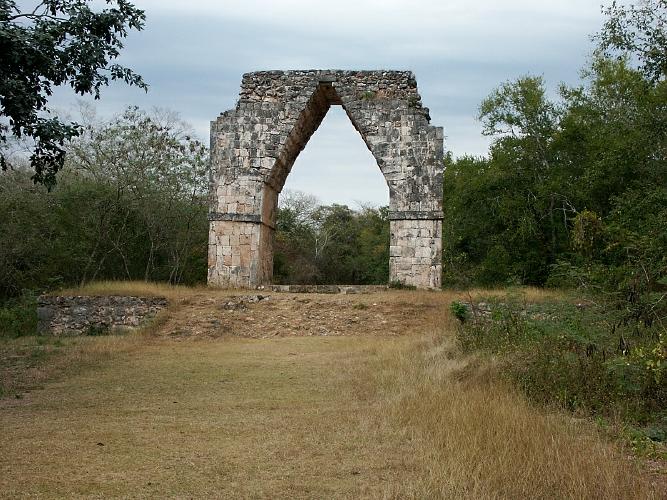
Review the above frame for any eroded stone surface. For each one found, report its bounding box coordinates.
[37,296,168,335]
[209,70,444,289]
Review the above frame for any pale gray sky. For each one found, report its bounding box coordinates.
[50,0,605,206]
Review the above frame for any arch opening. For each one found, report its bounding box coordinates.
[273,94,390,285]
[266,82,388,195]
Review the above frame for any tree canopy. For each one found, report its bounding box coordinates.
[595,0,667,82]
[0,106,208,299]
[0,0,146,187]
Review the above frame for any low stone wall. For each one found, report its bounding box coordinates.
[264,285,388,294]
[37,295,168,335]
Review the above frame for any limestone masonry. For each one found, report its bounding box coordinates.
[209,70,444,289]
[37,295,168,335]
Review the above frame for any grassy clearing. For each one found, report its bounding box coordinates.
[0,312,168,399]
[0,281,239,397]
[0,285,663,497]
[0,336,420,498]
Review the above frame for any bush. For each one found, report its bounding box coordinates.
[456,299,543,352]
[0,293,38,338]
[449,301,468,323]
[455,296,667,436]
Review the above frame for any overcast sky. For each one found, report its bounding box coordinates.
[51,0,606,207]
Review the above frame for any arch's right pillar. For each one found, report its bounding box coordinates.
[340,79,445,290]
[389,212,443,289]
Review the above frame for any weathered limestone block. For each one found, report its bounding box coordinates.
[389,219,442,289]
[209,70,444,289]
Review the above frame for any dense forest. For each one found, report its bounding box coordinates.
[0,107,209,300]
[273,191,389,285]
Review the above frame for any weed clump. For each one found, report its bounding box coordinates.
[449,301,468,323]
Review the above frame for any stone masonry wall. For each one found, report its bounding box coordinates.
[209,70,444,289]
[37,296,168,335]
[390,219,442,289]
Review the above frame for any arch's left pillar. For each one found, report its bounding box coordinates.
[208,71,333,288]
[207,107,278,288]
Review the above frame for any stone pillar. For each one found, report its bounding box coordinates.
[389,212,443,289]
[207,180,278,288]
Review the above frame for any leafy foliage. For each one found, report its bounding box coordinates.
[446,1,667,444]
[0,291,37,337]
[0,106,208,300]
[0,0,147,187]
[443,76,571,285]
[456,297,667,444]
[444,60,666,288]
[595,0,667,82]
[449,301,468,323]
[274,191,389,285]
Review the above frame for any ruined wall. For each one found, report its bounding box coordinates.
[209,70,444,289]
[37,296,168,335]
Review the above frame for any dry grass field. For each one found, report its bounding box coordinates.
[0,283,663,498]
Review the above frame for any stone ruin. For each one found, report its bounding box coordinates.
[208,70,444,289]
[37,295,168,335]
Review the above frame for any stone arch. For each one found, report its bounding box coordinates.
[208,70,444,289]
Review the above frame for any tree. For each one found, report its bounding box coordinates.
[0,105,209,300]
[0,0,147,187]
[273,190,320,283]
[595,0,667,82]
[66,106,209,284]
[272,191,390,285]
[475,76,571,283]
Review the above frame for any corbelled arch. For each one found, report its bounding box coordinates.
[208,70,444,289]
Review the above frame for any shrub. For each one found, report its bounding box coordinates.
[455,296,667,435]
[449,301,468,323]
[0,292,38,338]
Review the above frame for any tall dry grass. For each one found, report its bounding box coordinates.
[363,331,659,498]
[54,280,199,300]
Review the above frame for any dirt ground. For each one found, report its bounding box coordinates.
[159,290,446,339]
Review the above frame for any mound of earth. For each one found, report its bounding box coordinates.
[160,292,444,339]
